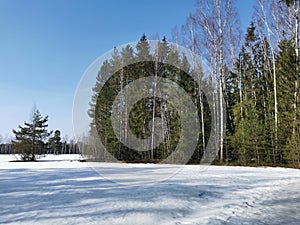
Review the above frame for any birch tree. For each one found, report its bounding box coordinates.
[186,0,241,162]
[180,17,207,161]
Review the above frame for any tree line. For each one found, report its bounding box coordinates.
[0,143,79,155]
[85,0,299,167]
[4,108,80,161]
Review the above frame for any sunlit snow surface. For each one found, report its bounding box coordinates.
[0,155,300,225]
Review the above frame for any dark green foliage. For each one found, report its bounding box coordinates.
[226,22,300,167]
[88,35,210,163]
[12,109,51,161]
[87,28,299,167]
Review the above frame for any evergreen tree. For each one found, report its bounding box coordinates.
[276,38,300,165]
[12,109,51,161]
[228,22,274,165]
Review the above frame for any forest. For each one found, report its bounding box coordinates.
[85,0,300,167]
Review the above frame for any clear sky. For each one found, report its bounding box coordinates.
[0,0,255,141]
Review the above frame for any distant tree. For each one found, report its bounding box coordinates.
[0,134,3,154]
[12,109,51,161]
[48,130,62,154]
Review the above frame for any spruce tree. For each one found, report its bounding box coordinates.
[229,23,272,165]
[276,38,300,165]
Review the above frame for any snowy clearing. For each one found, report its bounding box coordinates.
[0,154,300,225]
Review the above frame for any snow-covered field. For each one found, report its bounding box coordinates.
[1,154,300,225]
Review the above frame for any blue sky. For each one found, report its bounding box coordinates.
[0,0,255,140]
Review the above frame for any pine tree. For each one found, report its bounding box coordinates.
[12,109,51,161]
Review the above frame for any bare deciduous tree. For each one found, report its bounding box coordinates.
[180,0,241,162]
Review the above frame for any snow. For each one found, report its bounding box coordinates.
[0,154,300,225]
